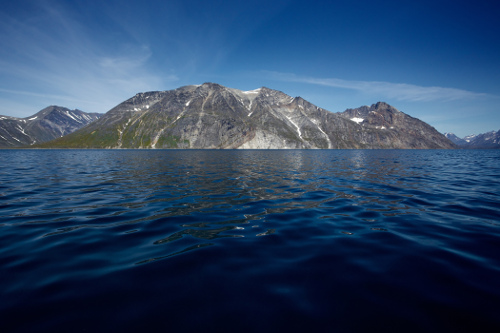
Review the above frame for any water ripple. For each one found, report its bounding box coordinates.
[1,149,499,332]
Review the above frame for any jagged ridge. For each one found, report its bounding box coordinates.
[37,83,456,149]
[0,106,102,147]
[445,130,500,149]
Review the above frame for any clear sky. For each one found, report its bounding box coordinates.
[1,0,499,137]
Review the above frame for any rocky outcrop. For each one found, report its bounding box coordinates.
[38,83,456,149]
[0,106,102,147]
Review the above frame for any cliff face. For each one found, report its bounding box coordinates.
[0,106,102,147]
[39,83,456,149]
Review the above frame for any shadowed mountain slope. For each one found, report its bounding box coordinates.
[0,106,102,147]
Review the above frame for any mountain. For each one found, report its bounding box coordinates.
[443,132,467,146]
[37,83,456,149]
[0,106,102,148]
[340,102,455,149]
[445,130,500,149]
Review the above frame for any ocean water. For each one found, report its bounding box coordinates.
[1,149,499,333]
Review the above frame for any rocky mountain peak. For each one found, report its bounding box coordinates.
[446,130,500,148]
[0,107,102,147]
[35,83,456,149]
[337,101,455,148]
[373,101,393,110]
[444,132,466,145]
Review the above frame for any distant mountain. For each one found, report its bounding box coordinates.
[0,106,102,147]
[445,130,500,149]
[443,132,467,146]
[37,83,455,149]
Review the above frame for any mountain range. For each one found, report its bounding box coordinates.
[35,83,455,149]
[0,106,102,148]
[444,130,500,149]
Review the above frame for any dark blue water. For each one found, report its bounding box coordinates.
[1,149,499,333]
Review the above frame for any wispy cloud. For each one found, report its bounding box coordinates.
[264,71,490,102]
[0,88,91,104]
[0,3,177,115]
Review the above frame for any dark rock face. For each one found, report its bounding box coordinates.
[0,106,102,147]
[340,102,456,149]
[39,83,456,149]
[446,130,500,149]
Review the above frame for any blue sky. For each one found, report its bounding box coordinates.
[1,0,499,137]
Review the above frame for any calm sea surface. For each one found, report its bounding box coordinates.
[1,149,499,332]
